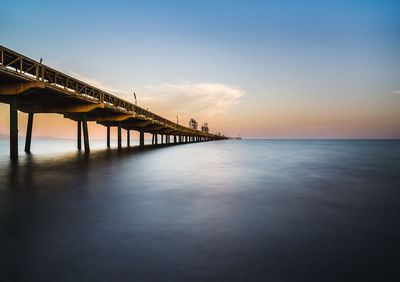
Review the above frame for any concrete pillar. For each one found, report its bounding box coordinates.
[107,126,110,148]
[117,122,122,150]
[77,120,82,150]
[10,96,18,159]
[127,129,130,147]
[161,134,164,144]
[155,133,158,145]
[82,113,90,153]
[25,113,34,153]
[140,130,144,147]
[174,135,176,143]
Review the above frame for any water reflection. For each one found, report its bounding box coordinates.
[1,140,399,281]
[0,142,190,194]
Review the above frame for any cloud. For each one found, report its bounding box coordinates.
[141,81,245,120]
[66,71,130,95]
[392,90,400,94]
[58,70,245,124]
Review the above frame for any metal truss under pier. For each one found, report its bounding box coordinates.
[0,46,228,159]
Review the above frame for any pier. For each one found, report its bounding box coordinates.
[0,46,227,158]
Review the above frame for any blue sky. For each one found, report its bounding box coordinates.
[1,0,399,138]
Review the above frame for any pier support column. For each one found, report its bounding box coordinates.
[155,134,158,145]
[127,129,130,147]
[140,130,144,147]
[161,134,164,144]
[77,120,82,150]
[107,126,110,148]
[25,113,34,153]
[117,122,122,150]
[10,96,18,159]
[82,113,90,153]
[174,135,176,143]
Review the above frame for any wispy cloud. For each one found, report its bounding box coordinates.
[141,81,245,120]
[58,71,245,123]
[392,90,400,94]
[66,71,130,95]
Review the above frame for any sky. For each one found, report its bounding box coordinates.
[1,0,399,139]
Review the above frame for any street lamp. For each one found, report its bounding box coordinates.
[133,92,137,106]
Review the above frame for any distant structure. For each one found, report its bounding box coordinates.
[189,118,198,130]
[201,123,209,133]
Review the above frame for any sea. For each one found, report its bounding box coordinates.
[1,139,399,281]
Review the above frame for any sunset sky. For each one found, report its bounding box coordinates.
[1,0,399,139]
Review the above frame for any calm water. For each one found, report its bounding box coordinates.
[1,139,399,281]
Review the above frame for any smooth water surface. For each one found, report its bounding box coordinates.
[1,140,399,281]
